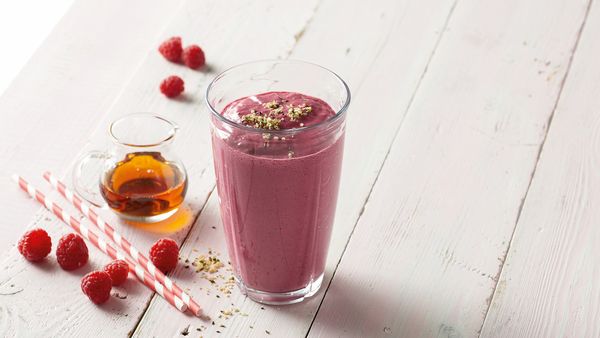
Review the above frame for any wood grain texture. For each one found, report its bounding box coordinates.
[1,0,597,337]
[0,0,184,257]
[133,0,459,336]
[0,1,187,336]
[480,2,600,337]
[306,0,592,337]
[1,0,323,336]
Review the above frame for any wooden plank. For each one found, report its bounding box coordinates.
[0,0,184,258]
[305,0,593,337]
[0,0,326,336]
[133,0,459,336]
[0,0,185,335]
[480,2,600,336]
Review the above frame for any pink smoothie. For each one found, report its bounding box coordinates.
[211,91,344,293]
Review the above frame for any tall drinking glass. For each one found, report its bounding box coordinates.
[206,60,350,304]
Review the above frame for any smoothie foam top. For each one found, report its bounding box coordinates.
[221,91,336,131]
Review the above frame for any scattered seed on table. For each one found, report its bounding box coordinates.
[180,324,190,336]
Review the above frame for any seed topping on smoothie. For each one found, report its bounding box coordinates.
[287,104,312,121]
[222,91,335,130]
[264,100,283,112]
[241,99,313,130]
[242,111,282,130]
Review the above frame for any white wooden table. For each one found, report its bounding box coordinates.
[1,0,599,336]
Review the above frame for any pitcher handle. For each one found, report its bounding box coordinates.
[73,150,112,208]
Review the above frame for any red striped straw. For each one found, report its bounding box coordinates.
[12,174,188,314]
[43,171,206,319]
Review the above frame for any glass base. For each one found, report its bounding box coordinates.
[115,207,179,223]
[236,273,324,305]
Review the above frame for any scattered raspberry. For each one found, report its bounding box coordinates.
[182,45,206,69]
[81,271,112,304]
[149,238,179,273]
[18,228,52,262]
[103,259,129,286]
[158,36,183,62]
[159,76,185,98]
[56,233,89,270]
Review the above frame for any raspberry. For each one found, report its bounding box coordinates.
[160,76,185,98]
[103,259,129,286]
[158,36,183,62]
[56,233,89,270]
[149,238,179,273]
[81,271,112,304]
[18,228,52,262]
[182,45,205,69]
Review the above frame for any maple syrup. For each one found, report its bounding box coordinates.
[100,152,187,219]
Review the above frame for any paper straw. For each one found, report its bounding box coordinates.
[12,174,188,314]
[43,171,206,319]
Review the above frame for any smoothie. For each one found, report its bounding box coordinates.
[211,91,344,297]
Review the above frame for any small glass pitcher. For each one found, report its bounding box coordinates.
[75,113,188,223]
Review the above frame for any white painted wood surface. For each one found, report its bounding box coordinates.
[480,2,600,337]
[0,0,599,337]
[0,0,184,257]
[134,0,458,336]
[308,0,593,336]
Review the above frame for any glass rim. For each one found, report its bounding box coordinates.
[205,59,351,135]
[109,113,178,147]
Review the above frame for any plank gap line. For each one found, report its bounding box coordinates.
[52,0,190,213]
[130,0,327,332]
[63,0,190,333]
[131,181,215,335]
[283,0,323,59]
[477,0,595,335]
[303,1,459,336]
[340,1,408,96]
[80,0,192,331]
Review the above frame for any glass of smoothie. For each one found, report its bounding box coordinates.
[206,60,350,304]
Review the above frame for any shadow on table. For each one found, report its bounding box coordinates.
[173,93,196,104]
[28,258,57,273]
[125,205,194,234]
[265,274,453,338]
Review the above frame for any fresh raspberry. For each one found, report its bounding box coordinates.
[158,36,183,62]
[81,271,112,304]
[182,45,205,69]
[149,238,179,273]
[18,228,52,262]
[159,76,185,98]
[56,233,89,270]
[103,259,129,286]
